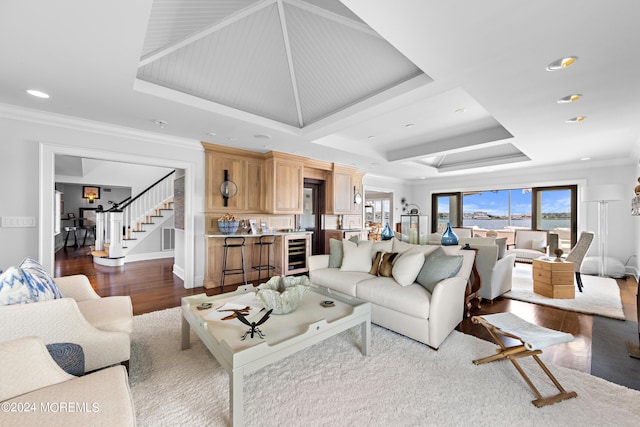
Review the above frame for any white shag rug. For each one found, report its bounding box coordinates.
[505,264,625,320]
[129,308,640,426]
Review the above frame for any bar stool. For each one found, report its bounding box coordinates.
[220,236,247,291]
[252,235,276,284]
[63,226,79,248]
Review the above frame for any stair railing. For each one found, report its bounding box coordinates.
[120,170,175,240]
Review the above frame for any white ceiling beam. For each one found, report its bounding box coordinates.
[285,0,381,38]
[277,0,304,127]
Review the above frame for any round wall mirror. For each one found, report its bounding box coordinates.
[220,180,237,198]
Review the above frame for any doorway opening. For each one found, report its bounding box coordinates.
[302,179,326,255]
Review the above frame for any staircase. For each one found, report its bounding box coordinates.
[92,171,175,266]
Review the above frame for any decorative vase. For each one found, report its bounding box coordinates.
[256,276,310,314]
[440,223,459,246]
[381,223,393,241]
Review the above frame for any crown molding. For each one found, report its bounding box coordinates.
[0,102,203,151]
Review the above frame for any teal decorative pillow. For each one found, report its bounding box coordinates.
[416,247,463,293]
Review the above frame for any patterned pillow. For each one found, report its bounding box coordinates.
[19,258,63,300]
[0,258,62,305]
[0,267,34,305]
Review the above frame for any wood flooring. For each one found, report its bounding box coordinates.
[55,247,638,375]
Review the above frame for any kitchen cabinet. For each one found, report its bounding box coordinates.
[263,152,304,214]
[328,165,362,215]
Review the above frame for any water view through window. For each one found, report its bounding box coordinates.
[437,188,572,231]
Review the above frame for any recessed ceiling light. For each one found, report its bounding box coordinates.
[455,108,466,113]
[228,137,236,141]
[154,119,167,128]
[254,134,271,140]
[566,116,587,123]
[580,157,591,161]
[557,94,582,103]
[26,89,49,99]
[206,131,216,136]
[368,136,376,140]
[405,123,414,128]
[546,56,578,71]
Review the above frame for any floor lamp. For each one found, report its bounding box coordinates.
[582,184,625,277]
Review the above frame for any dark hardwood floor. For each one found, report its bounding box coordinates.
[55,246,638,375]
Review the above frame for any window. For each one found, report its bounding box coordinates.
[432,185,577,246]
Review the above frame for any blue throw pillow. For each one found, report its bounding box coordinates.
[19,257,63,300]
[415,247,463,293]
[0,266,34,305]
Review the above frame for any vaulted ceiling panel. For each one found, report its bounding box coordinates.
[141,0,258,57]
[285,2,423,125]
[137,0,426,129]
[138,3,301,126]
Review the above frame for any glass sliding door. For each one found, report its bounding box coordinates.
[532,185,577,250]
[431,193,461,233]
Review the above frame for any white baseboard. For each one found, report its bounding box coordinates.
[625,265,639,282]
[125,251,174,263]
[173,264,185,281]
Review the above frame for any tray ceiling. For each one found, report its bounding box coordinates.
[137,0,424,128]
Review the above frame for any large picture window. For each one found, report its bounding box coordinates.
[432,185,577,247]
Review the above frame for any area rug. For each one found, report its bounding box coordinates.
[591,316,640,391]
[504,264,625,319]
[129,308,639,426]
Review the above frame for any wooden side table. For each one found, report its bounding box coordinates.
[464,247,482,317]
[532,259,575,299]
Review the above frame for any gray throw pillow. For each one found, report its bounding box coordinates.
[328,238,343,268]
[415,247,463,293]
[495,237,507,259]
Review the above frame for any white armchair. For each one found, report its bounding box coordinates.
[0,336,135,426]
[505,230,549,263]
[0,274,132,372]
[460,237,517,300]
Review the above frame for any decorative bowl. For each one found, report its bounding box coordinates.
[256,275,310,314]
[218,220,239,235]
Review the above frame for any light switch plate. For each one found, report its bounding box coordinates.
[1,217,36,227]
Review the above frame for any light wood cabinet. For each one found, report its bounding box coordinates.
[203,143,264,214]
[263,153,304,214]
[327,165,362,215]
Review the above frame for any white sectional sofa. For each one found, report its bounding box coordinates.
[308,238,475,349]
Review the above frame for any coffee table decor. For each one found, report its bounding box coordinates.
[235,308,273,340]
[256,275,310,314]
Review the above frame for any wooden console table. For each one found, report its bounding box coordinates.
[532,259,575,299]
[463,247,481,317]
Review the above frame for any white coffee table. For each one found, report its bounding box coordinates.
[181,284,371,426]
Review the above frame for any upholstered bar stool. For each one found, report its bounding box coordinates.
[220,236,247,291]
[252,235,276,284]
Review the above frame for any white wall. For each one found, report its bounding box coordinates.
[363,174,413,228]
[0,105,205,288]
[402,160,636,272]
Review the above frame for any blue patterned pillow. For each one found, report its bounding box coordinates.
[0,258,62,305]
[0,267,34,305]
[19,258,63,300]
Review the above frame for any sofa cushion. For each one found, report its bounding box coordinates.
[309,268,372,296]
[392,239,440,256]
[370,251,384,275]
[392,249,426,286]
[416,247,464,293]
[371,239,393,259]
[378,252,399,277]
[340,240,373,272]
[0,267,33,305]
[76,297,133,333]
[356,277,431,319]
